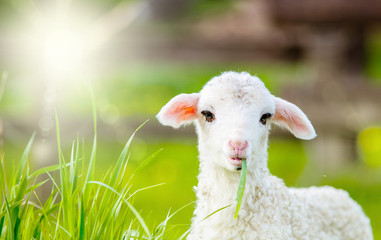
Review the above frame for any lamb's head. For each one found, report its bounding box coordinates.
[157,72,316,172]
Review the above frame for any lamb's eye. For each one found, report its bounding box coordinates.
[260,113,272,125]
[201,110,215,122]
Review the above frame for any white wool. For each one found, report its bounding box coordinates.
[156,71,373,240]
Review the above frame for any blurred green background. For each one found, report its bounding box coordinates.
[1,0,381,238]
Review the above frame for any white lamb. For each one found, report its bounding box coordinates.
[156,71,373,240]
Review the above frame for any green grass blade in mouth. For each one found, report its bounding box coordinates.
[235,159,247,219]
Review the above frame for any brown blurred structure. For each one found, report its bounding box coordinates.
[267,0,381,169]
[135,0,381,170]
[268,0,381,24]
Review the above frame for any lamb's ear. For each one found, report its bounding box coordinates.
[156,93,200,128]
[272,97,316,140]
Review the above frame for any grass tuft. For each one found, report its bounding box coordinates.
[0,119,190,239]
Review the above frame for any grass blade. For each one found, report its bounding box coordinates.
[235,159,247,219]
[114,119,150,186]
[87,181,151,238]
[30,162,75,178]
[83,81,98,203]
[78,198,85,240]
[71,136,80,193]
[133,148,162,174]
[14,133,35,185]
[0,216,4,238]
[4,193,14,240]
[126,183,165,201]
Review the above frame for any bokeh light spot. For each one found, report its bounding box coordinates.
[358,126,381,167]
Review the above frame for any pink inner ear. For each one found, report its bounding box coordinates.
[166,102,198,124]
[273,97,316,140]
[274,110,308,133]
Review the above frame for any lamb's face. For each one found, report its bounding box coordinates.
[196,72,275,171]
[157,71,316,172]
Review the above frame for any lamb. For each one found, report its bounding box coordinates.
[156,71,373,240]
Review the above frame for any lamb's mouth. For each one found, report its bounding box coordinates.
[229,157,245,170]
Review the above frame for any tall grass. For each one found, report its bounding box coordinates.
[0,115,189,239]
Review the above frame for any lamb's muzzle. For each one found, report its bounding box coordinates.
[227,139,248,168]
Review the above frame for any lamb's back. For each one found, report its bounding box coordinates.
[289,186,373,240]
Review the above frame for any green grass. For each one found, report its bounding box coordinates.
[1,60,380,238]
[2,126,381,239]
[0,121,190,240]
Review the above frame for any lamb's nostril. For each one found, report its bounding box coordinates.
[229,140,248,151]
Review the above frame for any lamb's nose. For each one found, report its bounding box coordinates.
[229,140,248,151]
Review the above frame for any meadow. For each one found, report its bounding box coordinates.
[1,61,381,239]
